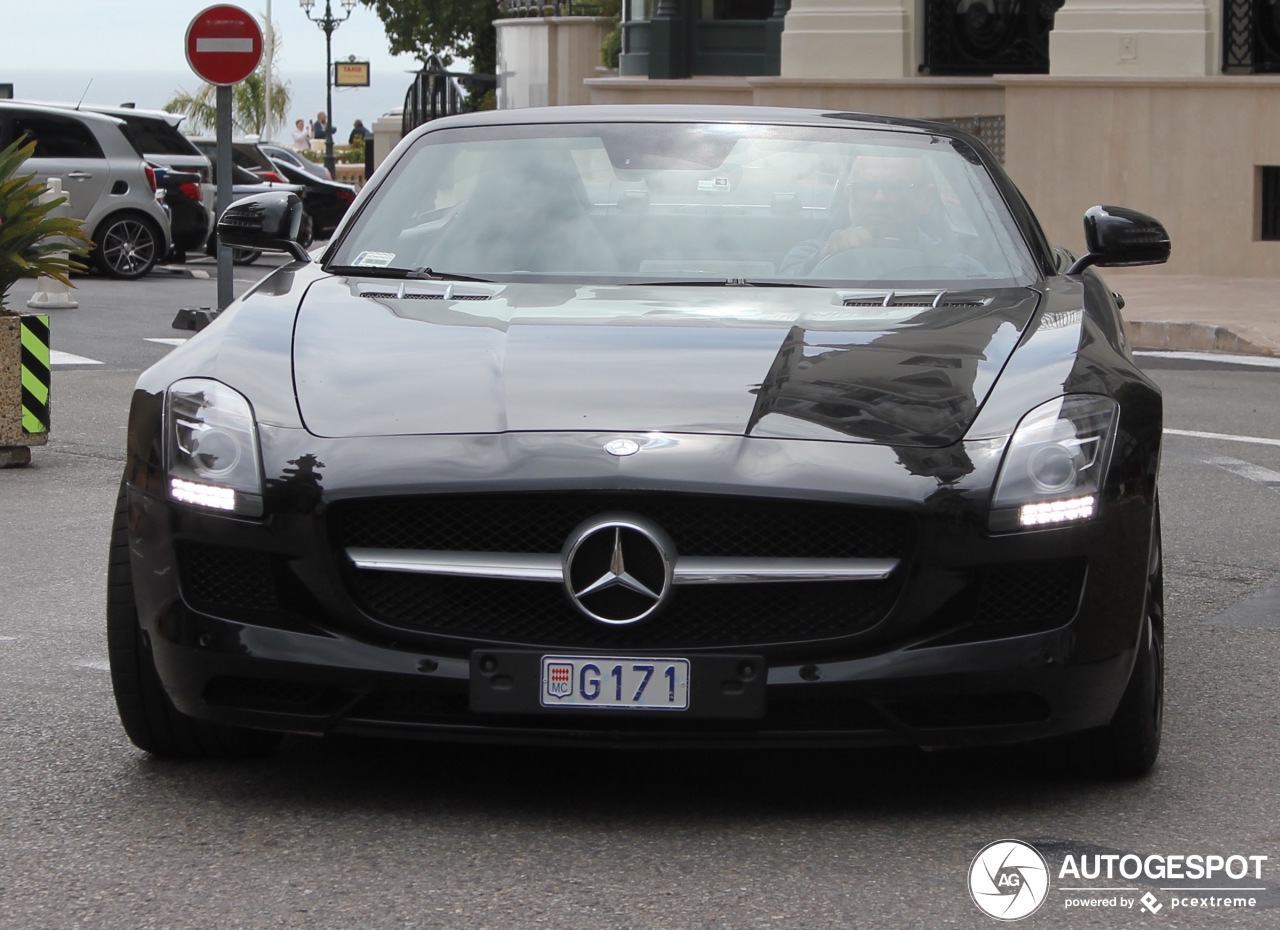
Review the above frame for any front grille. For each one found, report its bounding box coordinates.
[362,292,492,301]
[347,686,892,734]
[334,493,913,648]
[974,560,1086,627]
[351,572,900,648]
[177,542,278,612]
[333,493,913,559]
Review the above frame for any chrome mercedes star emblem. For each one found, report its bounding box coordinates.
[562,514,675,625]
[605,438,640,457]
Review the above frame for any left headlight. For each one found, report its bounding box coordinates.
[164,378,264,517]
[989,394,1118,532]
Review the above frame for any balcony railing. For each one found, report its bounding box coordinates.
[1222,0,1280,72]
[920,0,1063,76]
[501,0,608,15]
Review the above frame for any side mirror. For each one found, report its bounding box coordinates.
[218,191,310,261]
[1066,205,1170,274]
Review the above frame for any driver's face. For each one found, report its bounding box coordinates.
[847,156,932,237]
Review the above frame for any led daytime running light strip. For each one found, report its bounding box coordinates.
[1019,495,1095,527]
[170,477,237,511]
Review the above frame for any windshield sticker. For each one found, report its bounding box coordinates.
[352,250,396,268]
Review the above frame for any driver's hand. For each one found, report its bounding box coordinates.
[819,224,873,261]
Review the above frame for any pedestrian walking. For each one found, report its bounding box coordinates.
[292,118,311,150]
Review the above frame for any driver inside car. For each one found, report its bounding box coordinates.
[780,153,964,277]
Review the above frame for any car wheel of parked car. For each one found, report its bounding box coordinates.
[1073,503,1164,777]
[93,214,161,279]
[232,248,262,266]
[107,482,282,758]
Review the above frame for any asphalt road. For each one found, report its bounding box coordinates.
[1,267,1279,929]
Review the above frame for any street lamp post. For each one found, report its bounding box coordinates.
[299,0,356,177]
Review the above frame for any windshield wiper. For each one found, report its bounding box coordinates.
[407,266,495,283]
[326,264,495,283]
[633,278,823,288]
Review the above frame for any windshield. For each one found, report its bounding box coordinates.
[331,121,1039,287]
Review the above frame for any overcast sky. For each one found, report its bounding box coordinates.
[4,1,435,131]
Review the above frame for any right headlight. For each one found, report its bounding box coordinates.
[164,378,264,517]
[989,395,1118,532]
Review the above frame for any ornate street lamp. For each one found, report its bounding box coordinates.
[299,0,357,176]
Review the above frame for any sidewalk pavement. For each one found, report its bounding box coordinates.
[1106,272,1280,357]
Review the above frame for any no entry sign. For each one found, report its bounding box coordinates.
[185,4,263,85]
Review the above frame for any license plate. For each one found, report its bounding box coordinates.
[540,655,690,710]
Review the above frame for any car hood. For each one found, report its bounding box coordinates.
[292,277,1041,446]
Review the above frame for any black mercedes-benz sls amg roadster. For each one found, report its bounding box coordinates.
[110,106,1169,774]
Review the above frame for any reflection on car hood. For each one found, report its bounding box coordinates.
[292,278,1041,446]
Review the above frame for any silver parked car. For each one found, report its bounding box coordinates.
[0,101,173,279]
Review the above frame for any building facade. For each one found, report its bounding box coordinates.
[494,4,1280,275]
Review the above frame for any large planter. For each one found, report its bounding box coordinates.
[0,312,50,467]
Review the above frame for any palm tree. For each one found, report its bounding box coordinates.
[166,16,291,138]
[0,138,92,312]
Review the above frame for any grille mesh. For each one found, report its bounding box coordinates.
[333,493,912,559]
[974,560,1085,626]
[177,542,278,612]
[351,572,900,647]
[334,493,913,647]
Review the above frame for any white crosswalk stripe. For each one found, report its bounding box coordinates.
[1203,455,1280,490]
[50,350,102,366]
[1136,350,1280,369]
[1167,428,1280,448]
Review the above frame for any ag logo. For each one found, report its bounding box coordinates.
[969,840,1050,921]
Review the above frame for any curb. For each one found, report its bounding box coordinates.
[1126,321,1280,358]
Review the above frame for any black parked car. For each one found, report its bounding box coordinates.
[200,160,308,263]
[259,142,332,180]
[265,156,355,240]
[191,137,355,240]
[110,106,1169,775]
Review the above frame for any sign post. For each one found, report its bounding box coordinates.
[185,5,263,311]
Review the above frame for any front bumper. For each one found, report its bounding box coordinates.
[127,458,1153,751]
[143,602,1133,751]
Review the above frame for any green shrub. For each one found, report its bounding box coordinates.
[601,22,622,69]
[0,138,91,311]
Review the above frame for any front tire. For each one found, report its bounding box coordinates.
[93,214,162,279]
[107,481,281,758]
[1072,504,1164,777]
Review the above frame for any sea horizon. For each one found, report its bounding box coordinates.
[3,67,417,143]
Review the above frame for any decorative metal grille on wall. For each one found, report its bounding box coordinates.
[920,0,1064,75]
[1222,0,1280,72]
[928,115,1007,164]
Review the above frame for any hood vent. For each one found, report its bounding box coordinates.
[839,290,985,309]
[356,281,498,302]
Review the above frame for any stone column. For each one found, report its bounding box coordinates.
[1049,0,1211,76]
[780,0,914,78]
